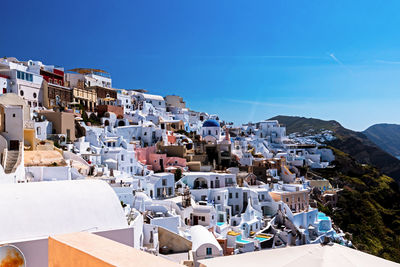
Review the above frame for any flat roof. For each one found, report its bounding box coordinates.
[50,232,182,267]
[198,243,400,267]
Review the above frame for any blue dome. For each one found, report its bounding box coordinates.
[203,119,220,127]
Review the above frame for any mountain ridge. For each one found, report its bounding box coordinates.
[269,115,400,183]
[363,123,400,159]
[269,115,400,262]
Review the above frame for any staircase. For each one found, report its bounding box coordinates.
[4,151,19,174]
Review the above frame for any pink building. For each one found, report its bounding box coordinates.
[135,146,186,173]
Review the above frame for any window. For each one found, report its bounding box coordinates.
[235,192,239,198]
[20,90,24,96]
[217,196,220,201]
[229,193,232,198]
[17,71,21,79]
[201,216,205,221]
[121,155,124,161]
[33,92,37,99]
[206,248,212,255]
[130,167,133,172]
[162,179,167,186]
[36,127,41,135]
[12,113,16,118]
[159,101,161,105]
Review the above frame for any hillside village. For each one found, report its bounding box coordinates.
[0,57,399,267]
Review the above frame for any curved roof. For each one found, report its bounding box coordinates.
[190,225,222,252]
[0,180,128,242]
[203,119,220,127]
[142,93,164,101]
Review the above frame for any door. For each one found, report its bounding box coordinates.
[215,179,220,188]
[193,216,199,225]
[210,181,214,188]
[159,158,164,172]
[9,140,19,150]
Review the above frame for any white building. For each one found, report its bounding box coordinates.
[190,225,223,267]
[177,172,237,190]
[257,120,286,143]
[142,93,166,110]
[191,203,217,227]
[144,173,175,199]
[65,68,112,88]
[101,136,140,176]
[201,119,221,143]
[0,58,44,108]
[0,93,29,183]
[117,89,132,114]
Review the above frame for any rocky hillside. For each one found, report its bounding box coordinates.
[270,115,400,262]
[270,115,341,135]
[313,147,400,263]
[363,123,400,159]
[270,115,400,183]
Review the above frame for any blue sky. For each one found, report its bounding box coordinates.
[2,0,400,131]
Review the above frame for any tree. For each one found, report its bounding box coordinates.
[174,168,183,182]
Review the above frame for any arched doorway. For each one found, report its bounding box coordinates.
[193,177,208,189]
[104,120,110,126]
[118,120,125,126]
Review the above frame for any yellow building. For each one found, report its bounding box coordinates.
[73,87,97,111]
[308,179,333,192]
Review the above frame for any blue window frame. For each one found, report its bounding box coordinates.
[206,247,212,255]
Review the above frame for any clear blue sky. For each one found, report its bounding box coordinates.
[2,0,400,131]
